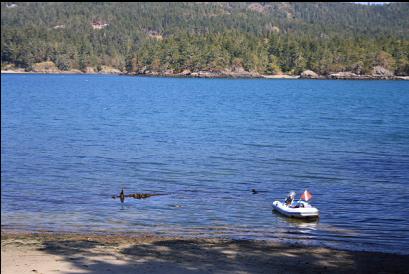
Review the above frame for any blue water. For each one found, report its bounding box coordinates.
[2,74,409,254]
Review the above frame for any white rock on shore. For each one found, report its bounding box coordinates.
[300,70,319,79]
[372,66,394,77]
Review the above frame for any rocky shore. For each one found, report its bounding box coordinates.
[298,68,409,80]
[2,63,408,80]
[2,231,408,274]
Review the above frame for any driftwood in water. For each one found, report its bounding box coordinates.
[126,193,164,199]
[112,189,165,202]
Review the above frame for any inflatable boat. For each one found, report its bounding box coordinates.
[272,200,319,218]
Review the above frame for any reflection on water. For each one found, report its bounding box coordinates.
[272,210,320,227]
[317,224,359,236]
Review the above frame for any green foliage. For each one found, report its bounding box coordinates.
[374,51,396,71]
[55,54,71,71]
[1,2,409,75]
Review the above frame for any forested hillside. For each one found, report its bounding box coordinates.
[1,2,409,75]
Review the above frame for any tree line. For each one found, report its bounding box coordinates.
[1,2,408,75]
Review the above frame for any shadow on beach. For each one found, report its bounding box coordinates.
[30,234,409,274]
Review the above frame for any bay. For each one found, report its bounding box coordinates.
[1,74,409,254]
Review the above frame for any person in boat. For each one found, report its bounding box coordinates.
[292,190,313,208]
[292,201,305,208]
[284,191,296,206]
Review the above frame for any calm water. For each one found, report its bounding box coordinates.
[2,74,409,254]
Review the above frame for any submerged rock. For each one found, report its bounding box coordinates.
[112,190,165,202]
[127,193,164,199]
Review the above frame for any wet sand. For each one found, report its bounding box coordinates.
[1,231,408,274]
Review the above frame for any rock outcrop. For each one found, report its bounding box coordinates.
[178,69,191,76]
[162,69,174,76]
[31,61,59,73]
[66,69,82,74]
[186,69,262,78]
[83,67,96,73]
[300,70,319,79]
[372,66,393,77]
[262,74,299,79]
[99,66,122,74]
[329,71,358,79]
[191,71,221,78]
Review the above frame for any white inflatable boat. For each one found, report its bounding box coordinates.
[272,200,319,218]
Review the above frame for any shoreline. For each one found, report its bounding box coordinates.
[2,231,408,274]
[2,69,408,80]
